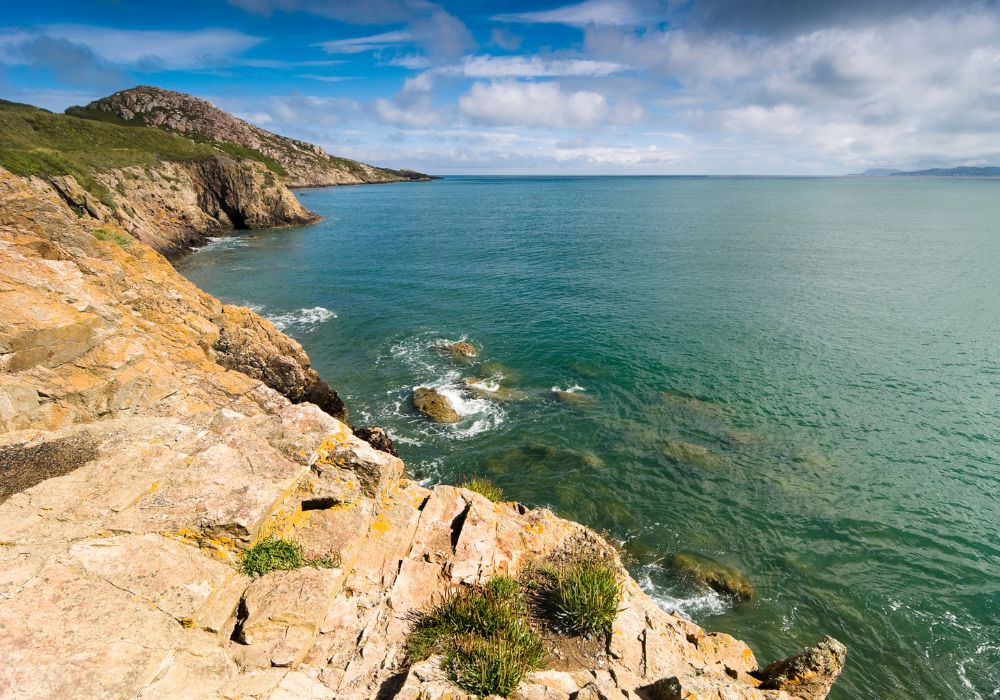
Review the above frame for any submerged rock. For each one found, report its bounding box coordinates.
[661,439,728,468]
[353,426,398,456]
[758,636,847,700]
[412,387,461,423]
[668,552,754,601]
[552,387,596,405]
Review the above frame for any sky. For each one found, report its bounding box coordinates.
[2,0,1000,175]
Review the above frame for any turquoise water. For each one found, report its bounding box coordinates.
[178,176,1000,699]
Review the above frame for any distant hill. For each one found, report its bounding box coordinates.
[68,86,431,187]
[893,166,1000,177]
[857,168,901,176]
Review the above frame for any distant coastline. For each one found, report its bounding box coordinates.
[857,165,1000,176]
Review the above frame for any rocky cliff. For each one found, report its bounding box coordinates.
[72,86,432,187]
[0,163,844,699]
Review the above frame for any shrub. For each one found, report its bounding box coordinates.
[92,227,132,249]
[549,557,621,637]
[239,538,338,578]
[406,576,545,697]
[458,477,504,503]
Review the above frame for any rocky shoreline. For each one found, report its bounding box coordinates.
[0,164,844,699]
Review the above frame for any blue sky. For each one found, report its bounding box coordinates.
[3,1,1000,174]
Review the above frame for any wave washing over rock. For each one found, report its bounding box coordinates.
[0,159,845,699]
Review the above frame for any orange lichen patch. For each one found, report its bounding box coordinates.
[370,514,391,536]
[257,504,313,542]
[162,528,239,561]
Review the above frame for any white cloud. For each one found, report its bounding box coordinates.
[317,30,412,54]
[582,7,1000,170]
[459,80,610,128]
[439,55,627,78]
[494,0,645,27]
[8,25,263,70]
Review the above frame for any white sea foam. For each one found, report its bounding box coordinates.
[551,384,586,393]
[266,306,337,332]
[198,236,248,252]
[636,563,730,619]
[466,377,501,393]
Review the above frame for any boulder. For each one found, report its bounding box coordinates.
[353,426,398,456]
[435,340,478,358]
[413,387,460,423]
[758,636,847,700]
[668,552,753,601]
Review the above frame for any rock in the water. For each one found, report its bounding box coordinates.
[668,552,753,601]
[758,636,847,700]
[435,340,478,358]
[463,378,527,402]
[353,426,398,456]
[551,387,595,405]
[661,439,727,468]
[413,387,461,423]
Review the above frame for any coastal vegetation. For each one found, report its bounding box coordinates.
[458,476,504,502]
[543,556,622,637]
[239,538,339,577]
[92,227,132,249]
[405,576,546,697]
[0,99,216,206]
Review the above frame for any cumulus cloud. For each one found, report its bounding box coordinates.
[459,81,611,128]
[583,6,1000,169]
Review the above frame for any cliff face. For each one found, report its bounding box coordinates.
[74,86,432,187]
[47,155,318,257]
[0,166,843,700]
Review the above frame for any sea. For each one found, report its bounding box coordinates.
[177,175,1000,700]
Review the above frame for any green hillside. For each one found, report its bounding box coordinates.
[0,99,219,206]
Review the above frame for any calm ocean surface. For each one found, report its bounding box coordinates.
[178,176,1000,699]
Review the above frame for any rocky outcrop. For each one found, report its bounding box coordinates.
[73,86,432,187]
[0,164,843,699]
[46,155,318,257]
[413,387,461,423]
[435,340,478,358]
[758,636,848,700]
[353,426,399,456]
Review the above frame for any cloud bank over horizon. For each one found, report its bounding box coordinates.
[3,0,1000,175]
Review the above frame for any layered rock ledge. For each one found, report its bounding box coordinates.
[0,165,843,699]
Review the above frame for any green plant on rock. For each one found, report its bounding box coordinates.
[239,538,339,578]
[533,554,621,637]
[458,477,504,503]
[92,227,132,249]
[406,576,545,697]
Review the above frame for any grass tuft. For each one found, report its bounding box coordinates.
[458,477,504,503]
[550,557,621,637]
[239,538,339,578]
[406,576,545,697]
